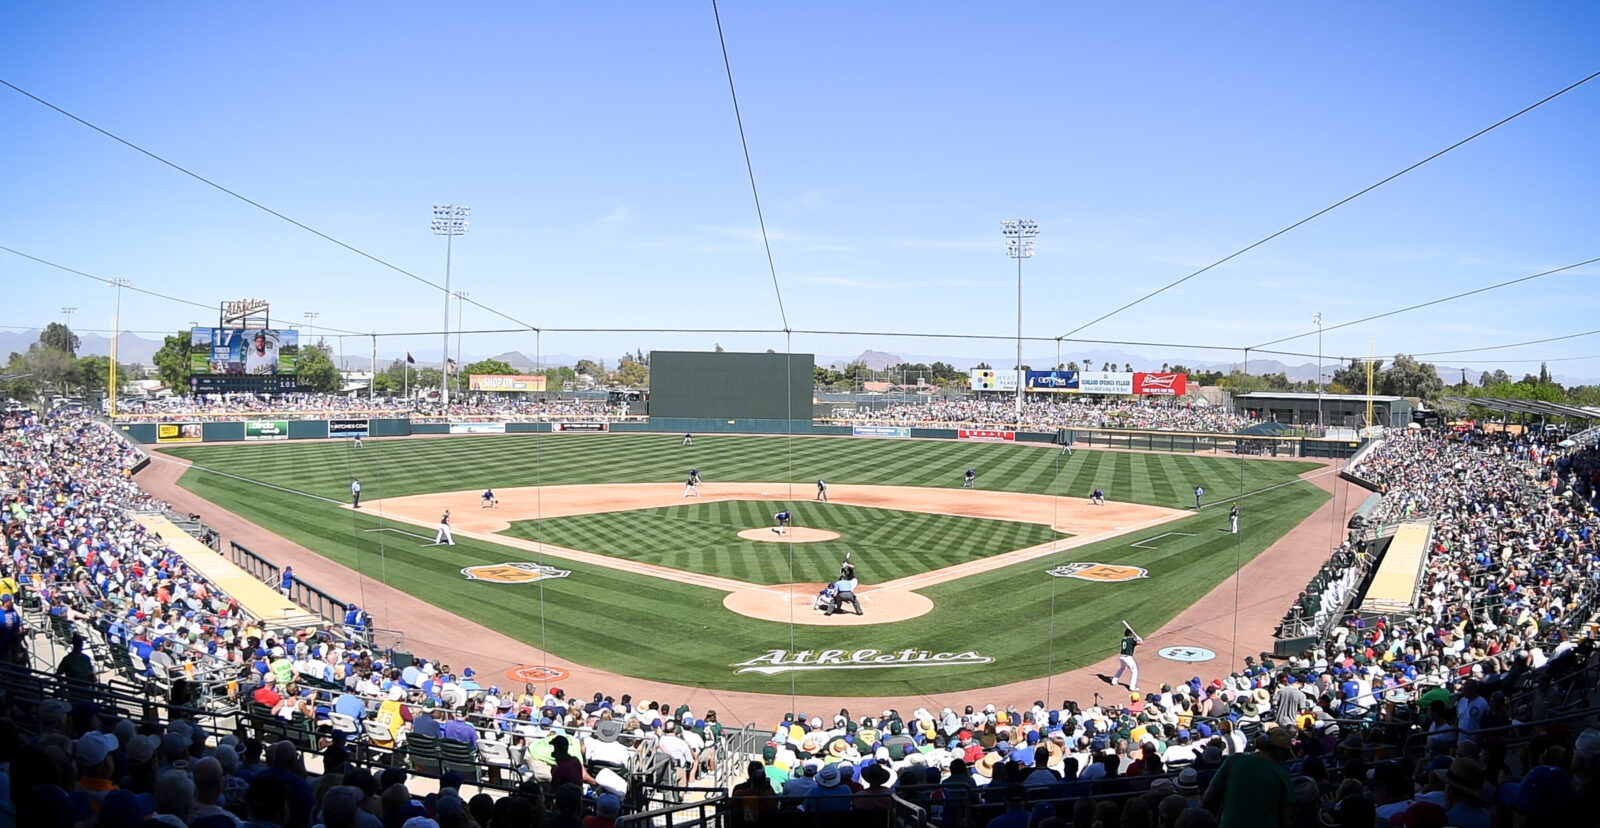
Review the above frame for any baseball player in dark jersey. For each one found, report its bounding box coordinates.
[434,510,456,546]
[684,468,701,498]
[772,510,791,535]
[963,469,976,489]
[1113,622,1143,691]
[481,488,499,509]
[815,479,828,502]
[1091,487,1105,506]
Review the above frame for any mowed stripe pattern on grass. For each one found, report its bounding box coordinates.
[164,434,1329,695]
[164,433,1317,508]
[504,501,1068,585]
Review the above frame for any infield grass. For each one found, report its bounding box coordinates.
[162,433,1330,695]
[504,501,1069,585]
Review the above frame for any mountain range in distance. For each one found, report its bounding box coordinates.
[4,329,1593,387]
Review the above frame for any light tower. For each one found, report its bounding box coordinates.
[303,311,319,351]
[1002,219,1039,426]
[431,204,470,405]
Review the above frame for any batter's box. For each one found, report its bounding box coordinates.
[1129,532,1195,550]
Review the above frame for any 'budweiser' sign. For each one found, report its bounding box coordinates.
[1133,372,1187,396]
[958,429,1015,442]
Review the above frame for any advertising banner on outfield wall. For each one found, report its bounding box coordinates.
[328,418,370,438]
[469,374,547,392]
[552,422,609,432]
[853,425,911,438]
[1077,371,1136,395]
[969,369,1018,392]
[1133,372,1188,395]
[244,420,289,441]
[449,422,507,434]
[959,429,1015,442]
[157,423,204,443]
[1025,370,1080,392]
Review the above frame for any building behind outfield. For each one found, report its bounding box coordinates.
[1234,391,1413,429]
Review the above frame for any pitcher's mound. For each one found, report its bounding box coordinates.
[736,527,840,543]
[723,584,934,625]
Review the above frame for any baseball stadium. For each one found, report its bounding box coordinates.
[4,5,1599,827]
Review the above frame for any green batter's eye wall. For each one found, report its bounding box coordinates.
[648,350,816,425]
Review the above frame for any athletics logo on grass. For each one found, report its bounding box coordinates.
[1047,562,1149,582]
[732,648,993,675]
[461,562,571,583]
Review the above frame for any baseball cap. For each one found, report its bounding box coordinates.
[75,731,118,766]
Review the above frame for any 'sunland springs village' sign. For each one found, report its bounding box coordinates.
[733,648,993,675]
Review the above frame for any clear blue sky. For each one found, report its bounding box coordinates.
[3,3,1597,376]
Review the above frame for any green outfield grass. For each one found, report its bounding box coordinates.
[162,433,1329,695]
[504,500,1068,585]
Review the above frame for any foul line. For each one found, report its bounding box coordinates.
[364,527,433,542]
[149,453,345,506]
[1130,532,1196,550]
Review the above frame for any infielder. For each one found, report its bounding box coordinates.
[962,468,976,489]
[351,479,362,509]
[1229,502,1240,534]
[1091,487,1105,506]
[684,468,702,497]
[772,510,791,535]
[1194,485,1204,509]
[1113,622,1144,692]
[481,488,499,509]
[815,479,828,502]
[434,510,456,546]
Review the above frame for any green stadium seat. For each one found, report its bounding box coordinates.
[405,733,443,775]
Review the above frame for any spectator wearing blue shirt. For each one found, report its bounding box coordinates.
[280,566,294,597]
[441,709,479,747]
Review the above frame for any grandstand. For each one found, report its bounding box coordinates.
[7,399,1600,827]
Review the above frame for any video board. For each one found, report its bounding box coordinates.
[189,328,300,376]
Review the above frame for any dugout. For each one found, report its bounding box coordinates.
[648,350,815,433]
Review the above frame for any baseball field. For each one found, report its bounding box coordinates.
[160,433,1329,696]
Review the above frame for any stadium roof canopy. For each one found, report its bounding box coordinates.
[1438,396,1600,420]
[1234,391,1405,402]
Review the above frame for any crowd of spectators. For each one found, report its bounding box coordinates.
[837,397,1257,434]
[4,410,1600,827]
[110,394,618,424]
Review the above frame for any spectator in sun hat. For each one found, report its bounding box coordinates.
[1434,755,1492,828]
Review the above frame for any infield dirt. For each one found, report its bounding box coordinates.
[361,482,1187,625]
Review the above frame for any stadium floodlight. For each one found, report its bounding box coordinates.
[62,307,77,327]
[432,204,470,406]
[1003,220,1039,426]
[303,311,319,350]
[1313,311,1324,431]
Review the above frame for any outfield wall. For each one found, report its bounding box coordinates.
[115,417,1362,457]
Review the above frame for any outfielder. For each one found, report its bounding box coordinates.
[815,479,828,502]
[434,510,456,546]
[682,432,693,446]
[481,488,499,509]
[772,510,791,535]
[1112,621,1143,692]
[684,468,701,497]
